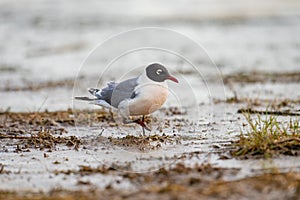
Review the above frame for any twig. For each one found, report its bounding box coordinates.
[274,138,300,145]
[0,135,32,139]
[237,108,300,116]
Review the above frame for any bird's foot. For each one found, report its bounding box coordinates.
[133,119,151,131]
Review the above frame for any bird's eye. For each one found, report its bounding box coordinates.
[156,69,163,75]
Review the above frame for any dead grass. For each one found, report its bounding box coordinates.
[223,71,300,84]
[108,134,181,151]
[1,172,300,200]
[0,76,85,92]
[0,109,112,152]
[0,109,112,137]
[231,112,300,158]
[214,97,300,110]
[0,130,81,152]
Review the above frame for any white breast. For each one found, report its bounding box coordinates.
[118,73,169,117]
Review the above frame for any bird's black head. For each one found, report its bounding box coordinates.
[146,63,178,83]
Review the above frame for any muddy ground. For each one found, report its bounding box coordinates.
[1,0,300,199]
[0,104,300,200]
[1,70,300,199]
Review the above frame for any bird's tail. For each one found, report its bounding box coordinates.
[75,88,103,102]
[75,86,114,109]
[88,88,101,97]
[74,96,96,101]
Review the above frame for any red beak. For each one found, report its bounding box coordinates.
[167,75,179,83]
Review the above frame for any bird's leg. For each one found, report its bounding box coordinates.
[142,125,145,136]
[134,119,146,136]
[109,108,114,121]
[133,116,151,135]
[122,117,151,135]
[141,116,146,136]
[142,116,151,131]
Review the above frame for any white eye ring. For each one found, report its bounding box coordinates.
[156,69,163,75]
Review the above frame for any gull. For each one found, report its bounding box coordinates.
[75,63,179,135]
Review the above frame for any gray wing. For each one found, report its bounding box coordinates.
[88,77,138,108]
[110,77,138,107]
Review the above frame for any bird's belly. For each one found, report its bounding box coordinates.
[129,85,168,116]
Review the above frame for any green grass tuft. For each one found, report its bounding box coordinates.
[232,113,300,158]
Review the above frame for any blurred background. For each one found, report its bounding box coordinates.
[0,0,299,111]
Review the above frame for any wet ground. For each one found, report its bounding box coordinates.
[1,0,300,199]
